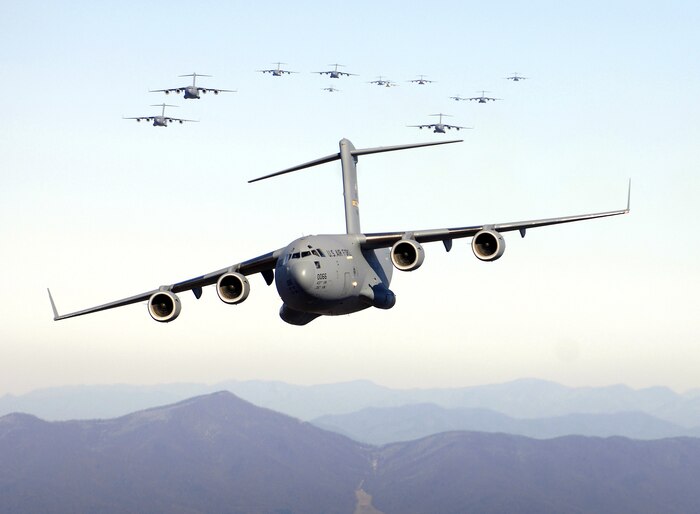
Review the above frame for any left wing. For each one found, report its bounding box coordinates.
[444,124,473,131]
[49,249,284,321]
[166,117,198,123]
[197,87,236,94]
[361,187,630,250]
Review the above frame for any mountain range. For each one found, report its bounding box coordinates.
[2,378,700,441]
[2,391,700,514]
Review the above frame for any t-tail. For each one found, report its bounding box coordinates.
[248,138,463,234]
[179,72,212,87]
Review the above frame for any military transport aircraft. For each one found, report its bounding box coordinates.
[408,75,434,85]
[322,86,341,93]
[149,72,236,99]
[258,62,297,76]
[468,90,501,103]
[48,139,630,326]
[314,64,357,78]
[408,113,471,133]
[123,103,197,127]
[505,72,528,82]
[368,76,397,87]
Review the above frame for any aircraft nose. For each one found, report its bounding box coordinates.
[288,260,316,291]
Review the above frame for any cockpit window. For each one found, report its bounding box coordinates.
[301,251,311,258]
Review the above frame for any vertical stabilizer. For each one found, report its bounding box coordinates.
[339,139,361,234]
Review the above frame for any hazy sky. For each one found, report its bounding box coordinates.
[1,1,698,395]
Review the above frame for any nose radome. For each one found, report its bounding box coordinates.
[289,260,316,290]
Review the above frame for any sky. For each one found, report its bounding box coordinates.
[1,0,699,395]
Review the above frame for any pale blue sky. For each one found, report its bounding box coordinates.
[1,1,698,395]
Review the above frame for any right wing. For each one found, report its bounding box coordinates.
[49,248,284,321]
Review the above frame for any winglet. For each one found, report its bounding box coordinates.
[626,179,631,212]
[47,288,60,321]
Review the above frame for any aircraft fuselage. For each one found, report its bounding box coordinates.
[274,234,395,323]
[183,86,200,99]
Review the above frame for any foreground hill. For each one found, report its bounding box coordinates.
[0,392,369,514]
[2,392,700,513]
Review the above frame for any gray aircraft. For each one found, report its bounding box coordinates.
[408,75,434,85]
[149,72,236,99]
[258,62,297,76]
[368,76,397,87]
[322,86,341,93]
[408,113,471,133]
[123,104,197,127]
[468,90,501,103]
[48,139,629,326]
[505,72,528,82]
[314,63,357,79]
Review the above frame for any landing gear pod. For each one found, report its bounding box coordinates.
[216,272,250,305]
[472,229,506,261]
[391,239,425,271]
[148,291,181,322]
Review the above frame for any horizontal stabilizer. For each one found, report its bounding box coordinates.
[249,139,462,183]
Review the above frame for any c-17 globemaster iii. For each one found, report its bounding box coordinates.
[48,140,629,326]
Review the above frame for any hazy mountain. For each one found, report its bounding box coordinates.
[3,393,700,513]
[313,403,696,445]
[365,431,700,514]
[3,378,700,428]
[0,391,369,514]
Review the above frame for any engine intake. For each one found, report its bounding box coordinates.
[148,291,181,322]
[471,229,505,261]
[391,239,425,271]
[216,272,250,305]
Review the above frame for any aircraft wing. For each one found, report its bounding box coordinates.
[197,87,236,94]
[49,249,284,321]
[407,124,433,129]
[123,116,153,121]
[444,124,472,131]
[149,88,180,94]
[166,117,199,123]
[360,196,630,250]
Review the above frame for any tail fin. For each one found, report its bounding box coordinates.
[249,138,462,234]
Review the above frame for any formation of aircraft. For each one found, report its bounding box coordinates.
[48,139,629,326]
[149,72,236,99]
[258,62,297,76]
[408,113,471,133]
[122,103,197,127]
[314,63,357,78]
[368,76,397,87]
[408,75,434,85]
[505,72,528,81]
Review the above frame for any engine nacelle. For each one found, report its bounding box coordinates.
[148,291,181,322]
[216,272,250,305]
[471,229,506,261]
[391,239,425,271]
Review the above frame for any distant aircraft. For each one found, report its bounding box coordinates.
[467,90,501,103]
[149,72,235,99]
[258,62,297,76]
[449,94,470,102]
[123,104,197,127]
[408,113,471,133]
[314,64,357,79]
[322,86,341,93]
[368,76,397,87]
[505,72,528,82]
[407,75,434,85]
[49,139,629,326]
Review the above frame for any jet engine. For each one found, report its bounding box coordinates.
[148,291,181,322]
[214,90,219,95]
[471,229,505,261]
[391,239,425,271]
[216,272,250,305]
